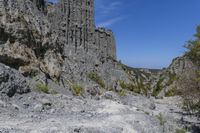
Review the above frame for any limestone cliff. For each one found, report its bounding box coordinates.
[1,0,195,98]
[0,0,127,90]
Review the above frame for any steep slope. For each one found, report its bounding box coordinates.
[151,56,197,98]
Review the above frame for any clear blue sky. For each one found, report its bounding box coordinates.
[49,0,200,69]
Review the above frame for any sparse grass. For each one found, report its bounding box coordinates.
[144,111,150,115]
[119,80,127,89]
[87,72,105,88]
[156,113,166,126]
[176,128,186,133]
[119,80,141,94]
[71,84,84,96]
[165,87,180,97]
[165,86,176,97]
[118,90,126,97]
[36,83,49,94]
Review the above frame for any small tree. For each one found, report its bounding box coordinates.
[178,69,200,117]
[181,25,200,117]
[185,25,200,65]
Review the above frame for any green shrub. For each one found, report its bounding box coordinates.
[71,84,84,96]
[118,90,126,97]
[185,25,200,65]
[176,128,186,133]
[152,78,164,97]
[119,80,127,89]
[144,111,150,115]
[88,72,105,88]
[165,87,178,97]
[36,83,49,94]
[195,70,200,82]
[166,72,177,86]
[179,25,200,118]
[131,85,141,94]
[119,80,141,94]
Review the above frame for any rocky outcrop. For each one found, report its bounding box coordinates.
[0,0,121,87]
[49,0,118,85]
[95,28,116,59]
[0,0,64,81]
[153,56,197,97]
[167,56,196,75]
[0,63,30,97]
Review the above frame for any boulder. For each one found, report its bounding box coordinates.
[0,63,30,97]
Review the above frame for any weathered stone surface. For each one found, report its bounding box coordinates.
[0,0,120,87]
[168,56,196,75]
[0,91,192,133]
[0,0,63,80]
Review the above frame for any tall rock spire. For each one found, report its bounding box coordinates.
[58,0,95,52]
[56,0,116,60]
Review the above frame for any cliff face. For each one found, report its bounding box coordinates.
[48,0,118,84]
[0,0,125,88]
[48,0,116,59]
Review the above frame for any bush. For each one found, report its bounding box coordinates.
[165,87,178,97]
[36,83,49,93]
[88,72,105,88]
[119,80,142,94]
[118,90,126,97]
[178,25,200,118]
[144,111,150,115]
[166,72,177,86]
[185,25,200,65]
[119,80,127,89]
[179,69,200,117]
[152,78,164,97]
[71,84,84,96]
[176,128,186,133]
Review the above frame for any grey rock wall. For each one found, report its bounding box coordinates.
[0,0,121,88]
[45,0,118,86]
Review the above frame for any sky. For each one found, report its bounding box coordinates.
[48,0,200,69]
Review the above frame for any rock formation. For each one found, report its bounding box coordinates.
[0,63,30,97]
[0,0,199,132]
[0,0,122,87]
